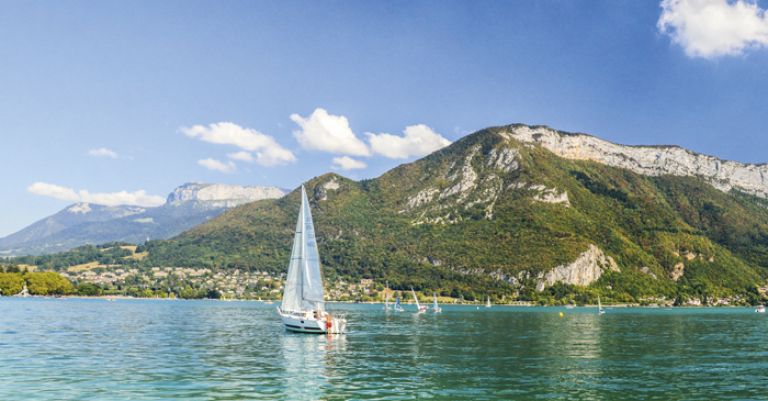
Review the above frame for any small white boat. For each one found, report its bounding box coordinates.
[412,288,427,314]
[756,305,766,313]
[277,186,346,334]
[432,292,441,313]
[598,296,606,315]
[485,296,491,308]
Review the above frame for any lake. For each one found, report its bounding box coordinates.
[0,298,766,400]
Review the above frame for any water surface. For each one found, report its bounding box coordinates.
[1,298,766,400]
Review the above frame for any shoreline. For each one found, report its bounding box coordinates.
[0,295,758,308]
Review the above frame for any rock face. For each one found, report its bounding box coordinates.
[167,183,285,208]
[535,245,619,291]
[507,125,768,198]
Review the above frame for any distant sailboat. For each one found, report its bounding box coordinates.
[432,292,441,313]
[412,288,427,314]
[277,186,347,334]
[756,304,766,313]
[598,296,606,315]
[384,281,391,311]
[485,296,492,308]
[17,284,29,298]
[394,295,404,312]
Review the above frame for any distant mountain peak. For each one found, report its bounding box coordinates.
[166,183,286,208]
[67,203,92,214]
[0,182,287,256]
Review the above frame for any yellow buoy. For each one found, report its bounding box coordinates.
[559,311,564,317]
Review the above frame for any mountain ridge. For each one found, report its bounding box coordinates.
[138,124,768,303]
[0,183,286,256]
[503,124,768,197]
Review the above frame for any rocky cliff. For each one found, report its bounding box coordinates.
[167,183,286,208]
[506,125,768,198]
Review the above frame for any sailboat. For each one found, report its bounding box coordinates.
[384,281,391,311]
[432,292,441,313]
[277,186,347,334]
[412,288,427,314]
[485,296,492,308]
[17,284,29,298]
[394,295,404,312]
[598,296,606,315]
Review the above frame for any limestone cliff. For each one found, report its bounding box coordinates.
[505,125,768,198]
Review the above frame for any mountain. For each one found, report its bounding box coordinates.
[0,183,285,256]
[141,124,768,304]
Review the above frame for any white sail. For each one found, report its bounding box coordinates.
[411,289,420,309]
[281,186,325,313]
[300,187,324,311]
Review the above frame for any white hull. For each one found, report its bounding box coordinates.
[279,310,346,334]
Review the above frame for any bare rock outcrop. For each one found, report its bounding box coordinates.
[535,244,619,291]
[506,125,768,199]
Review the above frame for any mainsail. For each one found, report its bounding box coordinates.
[281,186,325,313]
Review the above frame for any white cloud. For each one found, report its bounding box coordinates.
[181,122,296,166]
[28,182,79,202]
[658,0,768,58]
[366,124,451,159]
[228,151,254,162]
[197,158,237,173]
[27,182,165,207]
[290,108,370,156]
[332,156,367,170]
[89,147,118,159]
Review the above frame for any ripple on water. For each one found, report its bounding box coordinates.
[1,300,768,400]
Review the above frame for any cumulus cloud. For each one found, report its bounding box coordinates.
[332,156,367,170]
[366,124,451,159]
[28,182,79,202]
[89,147,118,159]
[227,151,254,162]
[181,122,296,166]
[658,0,768,58]
[197,158,237,173]
[27,182,165,207]
[290,108,370,156]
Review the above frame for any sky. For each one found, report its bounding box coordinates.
[1,0,767,236]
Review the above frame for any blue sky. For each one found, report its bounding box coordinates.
[1,0,767,236]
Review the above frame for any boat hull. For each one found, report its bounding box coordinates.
[278,310,346,334]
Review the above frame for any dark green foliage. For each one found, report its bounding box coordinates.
[14,243,136,271]
[25,272,74,295]
[76,282,103,296]
[0,273,24,296]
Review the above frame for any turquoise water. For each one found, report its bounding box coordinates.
[1,298,767,400]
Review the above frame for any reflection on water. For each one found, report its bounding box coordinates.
[279,333,347,400]
[1,299,767,400]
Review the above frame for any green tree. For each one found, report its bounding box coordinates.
[25,272,74,295]
[77,282,102,296]
[0,273,24,296]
